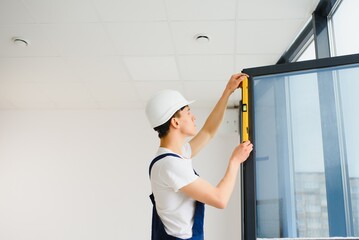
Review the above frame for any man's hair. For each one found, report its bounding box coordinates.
[153,106,186,138]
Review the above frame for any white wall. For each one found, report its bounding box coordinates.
[0,109,242,240]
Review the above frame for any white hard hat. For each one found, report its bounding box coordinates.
[145,89,195,128]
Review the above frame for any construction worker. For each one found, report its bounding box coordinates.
[146,73,253,239]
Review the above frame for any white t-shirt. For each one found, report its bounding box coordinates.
[150,143,199,239]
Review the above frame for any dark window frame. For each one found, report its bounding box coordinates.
[240,0,357,238]
[277,0,339,64]
[241,53,359,240]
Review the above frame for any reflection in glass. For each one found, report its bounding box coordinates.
[337,66,359,236]
[331,0,359,56]
[253,64,359,238]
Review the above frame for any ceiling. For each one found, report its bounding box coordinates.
[0,0,320,110]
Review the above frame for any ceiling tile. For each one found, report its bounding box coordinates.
[166,0,236,20]
[236,19,304,54]
[86,82,138,100]
[0,58,77,83]
[123,57,180,81]
[66,57,132,83]
[86,81,141,109]
[0,24,59,57]
[171,21,235,54]
[0,0,321,110]
[22,0,99,23]
[134,81,184,102]
[184,80,226,104]
[47,23,115,56]
[236,54,279,70]
[237,0,319,20]
[177,55,234,81]
[105,22,175,55]
[38,82,98,109]
[93,0,166,21]
[0,0,35,24]
[0,82,56,109]
[184,81,242,108]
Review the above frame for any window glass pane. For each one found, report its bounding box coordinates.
[296,40,316,62]
[253,63,359,238]
[331,0,359,56]
[289,73,328,237]
[337,66,359,235]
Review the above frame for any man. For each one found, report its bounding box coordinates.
[146,73,253,239]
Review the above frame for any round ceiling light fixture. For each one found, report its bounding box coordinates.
[195,34,210,44]
[12,37,30,47]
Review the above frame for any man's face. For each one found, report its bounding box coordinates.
[176,106,197,136]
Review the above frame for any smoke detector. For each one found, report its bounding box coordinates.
[195,34,210,44]
[12,37,30,47]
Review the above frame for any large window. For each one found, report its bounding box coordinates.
[339,66,359,236]
[242,54,359,239]
[241,1,359,239]
[255,63,359,238]
[330,0,359,56]
[295,39,315,62]
[279,0,359,64]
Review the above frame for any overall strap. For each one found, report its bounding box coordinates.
[149,152,205,240]
[149,153,181,178]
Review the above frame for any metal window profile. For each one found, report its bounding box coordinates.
[241,52,359,240]
[277,0,340,64]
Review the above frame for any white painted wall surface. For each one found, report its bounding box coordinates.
[0,109,241,240]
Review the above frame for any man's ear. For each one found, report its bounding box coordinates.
[170,118,180,128]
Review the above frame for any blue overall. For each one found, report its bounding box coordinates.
[149,153,205,240]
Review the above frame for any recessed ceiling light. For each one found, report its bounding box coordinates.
[195,34,210,44]
[12,37,30,47]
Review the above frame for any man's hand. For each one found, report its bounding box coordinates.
[229,140,253,166]
[225,73,249,94]
[189,72,249,158]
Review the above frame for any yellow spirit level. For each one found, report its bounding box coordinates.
[241,76,249,142]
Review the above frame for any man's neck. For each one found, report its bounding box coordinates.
[160,134,186,156]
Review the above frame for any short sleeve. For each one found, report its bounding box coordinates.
[160,156,198,192]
